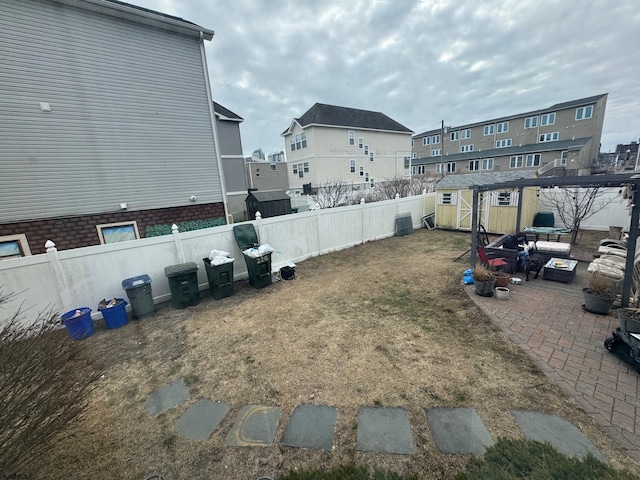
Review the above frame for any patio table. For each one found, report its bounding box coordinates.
[543,257,578,283]
[524,226,572,242]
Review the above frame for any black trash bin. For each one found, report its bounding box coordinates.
[121,274,155,319]
[164,262,200,309]
[203,257,234,300]
[233,224,272,289]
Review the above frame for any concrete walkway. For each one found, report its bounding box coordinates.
[466,268,640,462]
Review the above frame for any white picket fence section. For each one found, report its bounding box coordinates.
[0,193,434,325]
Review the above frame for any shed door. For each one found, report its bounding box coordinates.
[457,190,489,230]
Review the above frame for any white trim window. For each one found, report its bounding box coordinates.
[560,151,568,166]
[290,136,296,151]
[358,137,364,149]
[411,139,414,147]
[369,152,374,162]
[0,234,31,259]
[423,137,430,146]
[526,153,541,167]
[446,161,456,173]
[575,105,593,120]
[365,172,369,182]
[524,116,538,129]
[436,163,443,174]
[431,134,440,144]
[370,178,375,188]
[497,121,509,133]
[412,165,426,175]
[495,139,512,148]
[460,144,474,153]
[492,191,519,207]
[348,130,355,146]
[438,192,457,205]
[411,152,417,159]
[364,145,369,155]
[483,124,495,135]
[461,129,471,139]
[292,162,309,178]
[509,155,523,168]
[301,132,307,148]
[468,160,480,171]
[540,112,556,126]
[431,148,442,156]
[482,158,494,170]
[359,166,364,176]
[450,131,460,141]
[96,221,140,245]
[349,159,356,174]
[539,132,559,142]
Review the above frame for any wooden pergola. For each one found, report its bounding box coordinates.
[468,173,640,307]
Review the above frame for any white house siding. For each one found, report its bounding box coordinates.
[286,125,411,189]
[0,0,223,223]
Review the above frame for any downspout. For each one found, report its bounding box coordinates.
[199,31,230,223]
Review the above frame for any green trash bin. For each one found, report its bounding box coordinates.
[232,224,272,289]
[203,257,234,300]
[121,275,155,319]
[164,262,200,309]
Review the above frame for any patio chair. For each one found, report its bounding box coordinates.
[476,243,508,271]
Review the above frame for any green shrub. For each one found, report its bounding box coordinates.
[145,217,226,237]
[456,437,638,480]
[279,464,418,480]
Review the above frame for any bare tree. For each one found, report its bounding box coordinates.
[539,187,618,244]
[0,291,102,478]
[313,179,350,208]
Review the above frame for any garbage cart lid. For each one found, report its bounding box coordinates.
[121,274,152,290]
[164,262,199,277]
[233,224,259,251]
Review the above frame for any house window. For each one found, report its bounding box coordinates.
[560,151,568,166]
[364,145,369,155]
[576,105,593,120]
[495,139,512,148]
[359,166,364,176]
[469,160,480,171]
[540,112,556,125]
[431,148,442,156]
[365,172,369,182]
[348,131,355,146]
[483,124,495,135]
[369,152,374,162]
[370,178,375,187]
[497,121,509,133]
[411,152,417,159]
[303,162,309,173]
[482,158,494,170]
[349,159,356,173]
[446,162,456,173]
[524,116,538,128]
[290,136,296,151]
[461,129,471,139]
[295,134,302,150]
[539,132,559,142]
[460,144,474,153]
[412,165,426,175]
[301,132,307,148]
[96,221,140,245]
[423,137,430,146]
[526,154,541,167]
[411,139,414,147]
[358,138,364,149]
[450,131,459,141]
[438,192,457,205]
[436,163,443,174]
[432,134,440,144]
[0,234,31,259]
[509,155,523,168]
[270,164,277,171]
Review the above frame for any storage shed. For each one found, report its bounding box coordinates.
[435,171,539,233]
[245,189,292,220]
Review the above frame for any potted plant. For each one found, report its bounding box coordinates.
[473,263,496,297]
[617,307,640,332]
[582,270,615,315]
[489,270,511,288]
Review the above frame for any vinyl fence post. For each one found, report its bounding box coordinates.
[255,211,265,244]
[315,207,322,256]
[171,224,186,263]
[45,240,71,312]
[360,197,366,244]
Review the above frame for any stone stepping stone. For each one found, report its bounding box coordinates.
[512,410,605,462]
[280,404,337,451]
[356,406,414,455]
[226,405,282,447]
[145,377,190,416]
[175,399,231,441]
[425,407,494,455]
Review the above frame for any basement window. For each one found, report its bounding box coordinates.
[0,234,31,260]
[97,221,140,244]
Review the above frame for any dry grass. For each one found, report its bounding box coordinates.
[30,228,636,480]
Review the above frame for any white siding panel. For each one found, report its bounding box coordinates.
[0,0,223,222]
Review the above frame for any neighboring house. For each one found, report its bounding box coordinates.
[245,160,290,193]
[435,171,538,232]
[412,94,607,178]
[0,0,225,257]
[214,102,249,222]
[614,141,639,171]
[281,103,413,194]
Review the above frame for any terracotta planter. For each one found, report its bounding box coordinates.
[489,272,510,288]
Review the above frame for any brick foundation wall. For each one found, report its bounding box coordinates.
[1,203,226,255]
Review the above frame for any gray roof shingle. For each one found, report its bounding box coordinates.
[213,102,243,121]
[435,171,538,189]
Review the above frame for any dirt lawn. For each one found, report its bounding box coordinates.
[35,228,638,479]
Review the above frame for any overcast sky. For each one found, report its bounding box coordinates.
[128,0,639,157]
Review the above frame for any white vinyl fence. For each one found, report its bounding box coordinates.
[0,193,434,326]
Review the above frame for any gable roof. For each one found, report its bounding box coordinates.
[282,103,412,135]
[414,93,607,138]
[246,190,291,202]
[213,102,243,122]
[435,171,538,189]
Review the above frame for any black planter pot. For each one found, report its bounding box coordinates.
[475,278,496,297]
[582,288,615,315]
